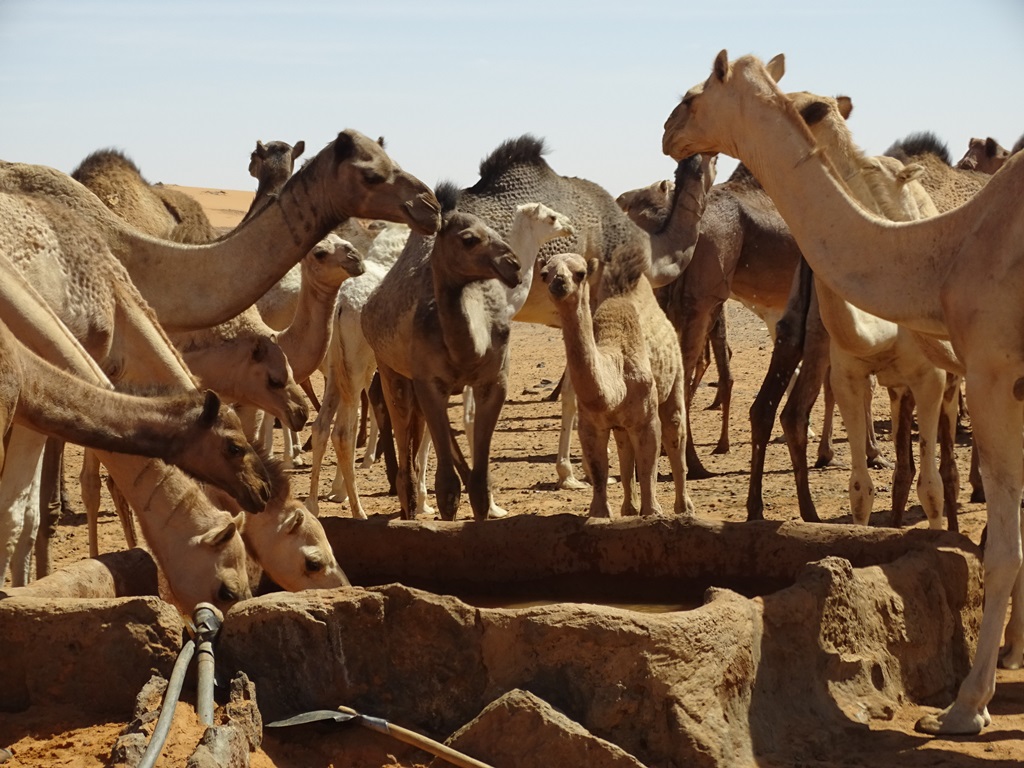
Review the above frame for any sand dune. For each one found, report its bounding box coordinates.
[163,184,253,230]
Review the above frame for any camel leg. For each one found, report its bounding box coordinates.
[779,297,829,524]
[80,448,104,559]
[556,373,587,489]
[659,388,694,517]
[909,368,947,530]
[362,396,381,468]
[35,436,64,579]
[708,308,734,455]
[330,389,368,520]
[579,416,611,518]
[368,373,398,495]
[414,436,435,517]
[939,373,962,532]
[417,380,461,521]
[467,379,509,521]
[634,418,664,518]
[378,366,418,519]
[104,475,138,549]
[890,388,915,528]
[677,297,719,479]
[613,428,639,517]
[916,370,1022,735]
[1,428,47,586]
[747,261,814,521]
[462,385,476,465]
[1000,564,1024,669]
[301,376,322,413]
[830,356,875,525]
[969,441,985,503]
[305,360,341,516]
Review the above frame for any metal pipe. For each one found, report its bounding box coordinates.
[192,602,223,727]
[137,637,196,768]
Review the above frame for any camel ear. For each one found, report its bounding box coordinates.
[292,141,306,160]
[798,100,831,127]
[334,131,356,163]
[287,508,305,535]
[835,96,853,120]
[201,520,237,549]
[251,337,269,363]
[985,137,1000,157]
[713,50,729,81]
[765,54,785,83]
[896,163,925,185]
[586,257,600,277]
[255,140,268,158]
[199,390,221,428]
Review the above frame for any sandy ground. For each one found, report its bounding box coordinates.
[2,186,1024,766]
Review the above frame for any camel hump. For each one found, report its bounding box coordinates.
[884,131,952,166]
[71,148,146,183]
[475,134,549,189]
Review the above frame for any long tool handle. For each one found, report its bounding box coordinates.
[337,707,495,768]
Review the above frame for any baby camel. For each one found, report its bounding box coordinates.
[363,184,521,520]
[541,246,694,518]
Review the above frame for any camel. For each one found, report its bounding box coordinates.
[71,148,217,243]
[0,130,440,333]
[362,184,522,521]
[307,224,438,519]
[956,137,1011,174]
[885,132,989,212]
[0,267,252,612]
[662,49,1024,736]
[0,191,272,576]
[788,90,961,530]
[445,134,704,490]
[242,139,306,223]
[540,246,693,519]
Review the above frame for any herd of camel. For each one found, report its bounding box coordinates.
[0,49,1022,738]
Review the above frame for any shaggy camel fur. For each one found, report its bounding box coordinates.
[305,225,412,518]
[0,130,440,333]
[663,48,1024,736]
[71,148,217,243]
[447,134,703,490]
[541,248,693,518]
[0,264,251,612]
[363,185,521,521]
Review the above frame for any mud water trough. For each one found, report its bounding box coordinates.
[1,515,981,767]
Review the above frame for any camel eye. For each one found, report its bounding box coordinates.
[460,232,480,248]
[305,557,323,573]
[218,584,238,603]
[226,441,245,457]
[362,168,386,185]
[268,376,285,390]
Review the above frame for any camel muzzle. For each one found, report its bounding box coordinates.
[405,192,442,235]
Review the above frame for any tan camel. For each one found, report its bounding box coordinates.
[663,49,1024,736]
[71,148,217,243]
[956,137,1010,174]
[0,130,440,333]
[305,225,412,518]
[242,139,306,223]
[885,132,989,212]
[449,134,704,490]
[790,90,962,530]
[363,185,522,521]
[0,265,252,612]
[204,458,349,592]
[540,248,693,518]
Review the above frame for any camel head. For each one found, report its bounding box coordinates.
[956,137,1010,174]
[663,50,786,162]
[325,130,441,236]
[539,252,592,303]
[249,139,306,182]
[434,195,521,288]
[308,233,366,282]
[514,202,575,243]
[167,509,252,615]
[169,390,275,513]
[617,179,675,231]
[243,497,351,592]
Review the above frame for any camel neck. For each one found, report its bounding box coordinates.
[109,155,345,333]
[728,87,956,335]
[556,288,608,408]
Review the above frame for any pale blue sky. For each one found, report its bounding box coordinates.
[1,0,1021,197]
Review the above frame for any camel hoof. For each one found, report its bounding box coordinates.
[915,705,990,735]
[558,476,589,491]
[326,490,350,504]
[352,509,368,521]
[711,443,729,455]
[487,506,509,520]
[686,466,715,481]
[868,456,894,470]
[815,456,847,469]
